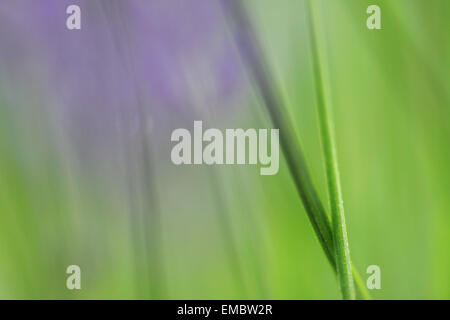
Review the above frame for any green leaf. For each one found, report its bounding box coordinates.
[306,0,355,299]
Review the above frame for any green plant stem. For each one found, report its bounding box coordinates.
[306,0,355,300]
[221,0,369,299]
[352,265,371,300]
[221,0,336,269]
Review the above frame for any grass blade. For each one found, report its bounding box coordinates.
[306,0,355,299]
[220,0,335,270]
[221,0,369,299]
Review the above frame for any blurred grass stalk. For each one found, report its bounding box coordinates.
[306,0,354,300]
[222,0,370,299]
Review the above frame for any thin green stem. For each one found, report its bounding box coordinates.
[221,0,369,299]
[221,0,336,270]
[352,264,371,300]
[306,0,355,300]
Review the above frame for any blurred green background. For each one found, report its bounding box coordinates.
[0,0,448,299]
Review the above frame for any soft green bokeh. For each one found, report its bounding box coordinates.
[0,0,448,299]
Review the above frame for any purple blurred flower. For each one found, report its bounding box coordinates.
[0,0,243,154]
